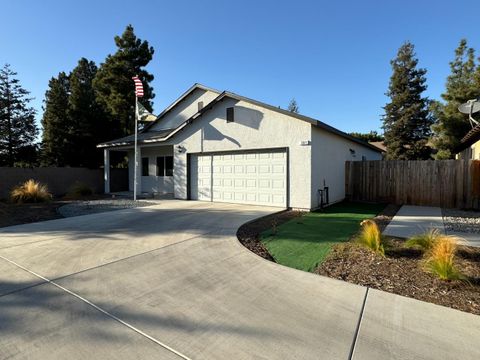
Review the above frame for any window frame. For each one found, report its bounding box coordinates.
[226,107,234,123]
[165,156,173,176]
[156,155,174,177]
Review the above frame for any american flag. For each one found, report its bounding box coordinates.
[132,75,144,97]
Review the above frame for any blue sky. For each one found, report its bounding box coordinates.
[2,0,480,135]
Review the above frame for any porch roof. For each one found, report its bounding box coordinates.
[97,129,174,148]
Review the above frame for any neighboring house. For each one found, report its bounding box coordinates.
[369,141,387,156]
[98,84,382,210]
[456,124,480,160]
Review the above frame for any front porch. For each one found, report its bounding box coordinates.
[103,144,174,196]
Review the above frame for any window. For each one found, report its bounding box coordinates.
[156,156,165,176]
[165,156,173,176]
[226,107,234,122]
[156,156,174,176]
[198,101,204,111]
[141,157,149,176]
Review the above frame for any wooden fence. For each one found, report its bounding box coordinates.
[345,160,480,209]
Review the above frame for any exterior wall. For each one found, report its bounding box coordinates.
[456,142,480,160]
[311,127,382,208]
[150,88,219,131]
[172,98,312,209]
[128,145,174,194]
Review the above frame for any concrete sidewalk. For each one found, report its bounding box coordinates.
[383,205,445,238]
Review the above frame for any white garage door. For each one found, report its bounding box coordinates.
[190,150,287,207]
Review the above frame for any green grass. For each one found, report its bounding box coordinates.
[261,202,385,272]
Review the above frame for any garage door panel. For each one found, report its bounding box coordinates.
[190,150,287,207]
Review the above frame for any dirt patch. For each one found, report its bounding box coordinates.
[236,210,303,261]
[316,240,480,315]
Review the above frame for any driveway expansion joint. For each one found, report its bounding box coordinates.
[348,287,369,360]
[0,253,192,360]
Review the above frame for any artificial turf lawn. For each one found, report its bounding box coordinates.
[261,202,385,272]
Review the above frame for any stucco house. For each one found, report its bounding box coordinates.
[456,124,480,160]
[98,84,382,210]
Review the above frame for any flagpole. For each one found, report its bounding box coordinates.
[133,96,138,201]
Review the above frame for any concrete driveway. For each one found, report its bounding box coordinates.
[0,201,479,359]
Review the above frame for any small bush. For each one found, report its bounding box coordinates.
[10,179,52,203]
[423,235,465,281]
[357,219,384,255]
[405,229,441,252]
[68,182,94,198]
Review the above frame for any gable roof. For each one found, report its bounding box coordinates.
[141,83,221,133]
[98,84,381,153]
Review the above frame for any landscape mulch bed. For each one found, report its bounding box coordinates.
[0,201,66,228]
[316,241,480,315]
[237,203,480,315]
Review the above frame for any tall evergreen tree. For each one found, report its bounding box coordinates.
[382,42,433,160]
[287,98,299,113]
[68,58,108,167]
[0,64,38,166]
[93,25,155,138]
[41,72,71,166]
[431,39,479,159]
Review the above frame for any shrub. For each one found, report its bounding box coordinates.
[424,235,465,281]
[68,182,94,198]
[357,219,384,255]
[10,179,52,203]
[405,229,441,251]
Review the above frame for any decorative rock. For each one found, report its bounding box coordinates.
[58,199,154,218]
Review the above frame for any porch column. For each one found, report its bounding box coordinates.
[104,149,110,194]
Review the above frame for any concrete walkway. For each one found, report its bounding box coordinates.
[383,205,445,238]
[383,205,480,247]
[447,231,480,247]
[0,201,479,359]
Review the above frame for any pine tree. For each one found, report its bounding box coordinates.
[68,58,109,167]
[41,72,71,166]
[431,39,479,159]
[93,25,155,138]
[287,98,299,113]
[0,64,38,166]
[382,42,433,160]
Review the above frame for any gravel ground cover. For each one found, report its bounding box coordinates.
[58,199,155,218]
[443,208,480,233]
